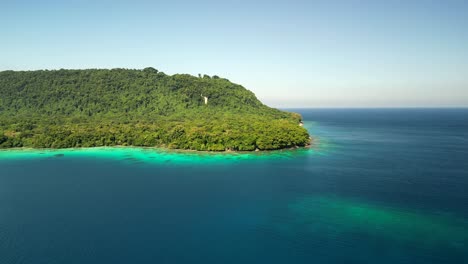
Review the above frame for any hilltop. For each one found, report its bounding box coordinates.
[0,68,310,151]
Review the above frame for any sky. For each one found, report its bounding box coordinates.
[1,0,468,107]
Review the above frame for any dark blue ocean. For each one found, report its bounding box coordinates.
[1,109,467,264]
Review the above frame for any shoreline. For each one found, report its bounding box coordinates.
[0,142,312,154]
[0,144,319,165]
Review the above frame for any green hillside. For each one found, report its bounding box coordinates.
[0,68,310,151]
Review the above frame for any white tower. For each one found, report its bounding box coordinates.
[201,94,208,105]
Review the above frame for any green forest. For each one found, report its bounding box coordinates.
[0,68,310,151]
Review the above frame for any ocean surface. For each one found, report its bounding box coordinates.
[1,108,467,264]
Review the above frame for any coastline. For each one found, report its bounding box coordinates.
[0,143,312,155]
[0,144,318,165]
[0,137,313,154]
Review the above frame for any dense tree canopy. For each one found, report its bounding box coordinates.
[0,69,310,151]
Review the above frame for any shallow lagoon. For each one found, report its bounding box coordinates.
[0,144,321,165]
[1,109,467,263]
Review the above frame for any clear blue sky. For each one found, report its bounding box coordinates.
[1,0,468,107]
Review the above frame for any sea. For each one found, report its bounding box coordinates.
[1,108,467,264]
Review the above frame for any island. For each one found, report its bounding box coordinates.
[0,68,310,151]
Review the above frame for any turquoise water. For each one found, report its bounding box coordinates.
[0,109,467,263]
[0,145,320,164]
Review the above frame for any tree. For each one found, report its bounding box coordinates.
[0,69,310,150]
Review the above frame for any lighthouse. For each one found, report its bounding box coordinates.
[201,94,208,105]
